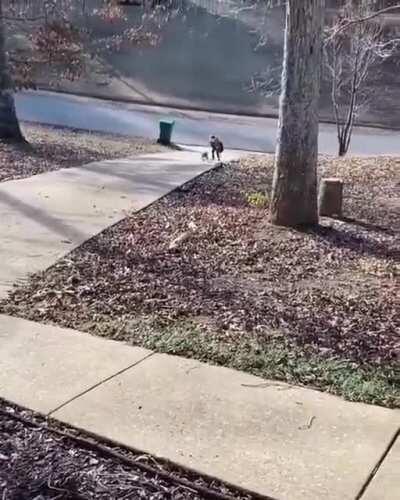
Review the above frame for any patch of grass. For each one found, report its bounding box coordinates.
[245,191,269,208]
[92,317,400,408]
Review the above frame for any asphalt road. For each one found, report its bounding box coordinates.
[15,90,400,155]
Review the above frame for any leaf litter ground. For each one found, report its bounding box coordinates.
[1,155,399,407]
[0,122,162,183]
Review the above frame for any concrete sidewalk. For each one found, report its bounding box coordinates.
[0,148,245,299]
[0,314,398,500]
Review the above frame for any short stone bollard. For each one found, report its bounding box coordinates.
[318,178,343,217]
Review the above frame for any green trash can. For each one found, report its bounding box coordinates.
[158,120,175,145]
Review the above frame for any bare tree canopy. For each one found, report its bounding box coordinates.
[0,0,180,141]
[324,0,400,155]
[328,1,400,36]
[1,0,181,88]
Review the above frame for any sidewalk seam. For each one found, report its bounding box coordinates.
[47,351,155,417]
[355,426,400,499]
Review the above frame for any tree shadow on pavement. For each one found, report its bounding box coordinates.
[0,191,87,242]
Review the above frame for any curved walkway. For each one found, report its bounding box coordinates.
[0,148,245,299]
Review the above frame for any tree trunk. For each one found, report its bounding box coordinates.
[338,136,347,156]
[0,0,25,142]
[270,0,325,227]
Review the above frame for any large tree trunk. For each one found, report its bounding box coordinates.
[270,0,325,227]
[0,0,25,142]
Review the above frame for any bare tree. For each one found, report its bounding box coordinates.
[0,0,24,141]
[324,0,400,156]
[331,1,400,34]
[0,0,180,142]
[270,0,325,227]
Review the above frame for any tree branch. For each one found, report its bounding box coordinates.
[331,4,400,37]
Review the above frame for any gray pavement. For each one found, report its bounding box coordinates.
[0,314,399,500]
[16,90,400,156]
[362,436,400,500]
[0,148,246,299]
[0,314,152,414]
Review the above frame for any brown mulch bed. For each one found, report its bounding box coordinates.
[1,155,399,406]
[0,399,256,500]
[0,123,162,183]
